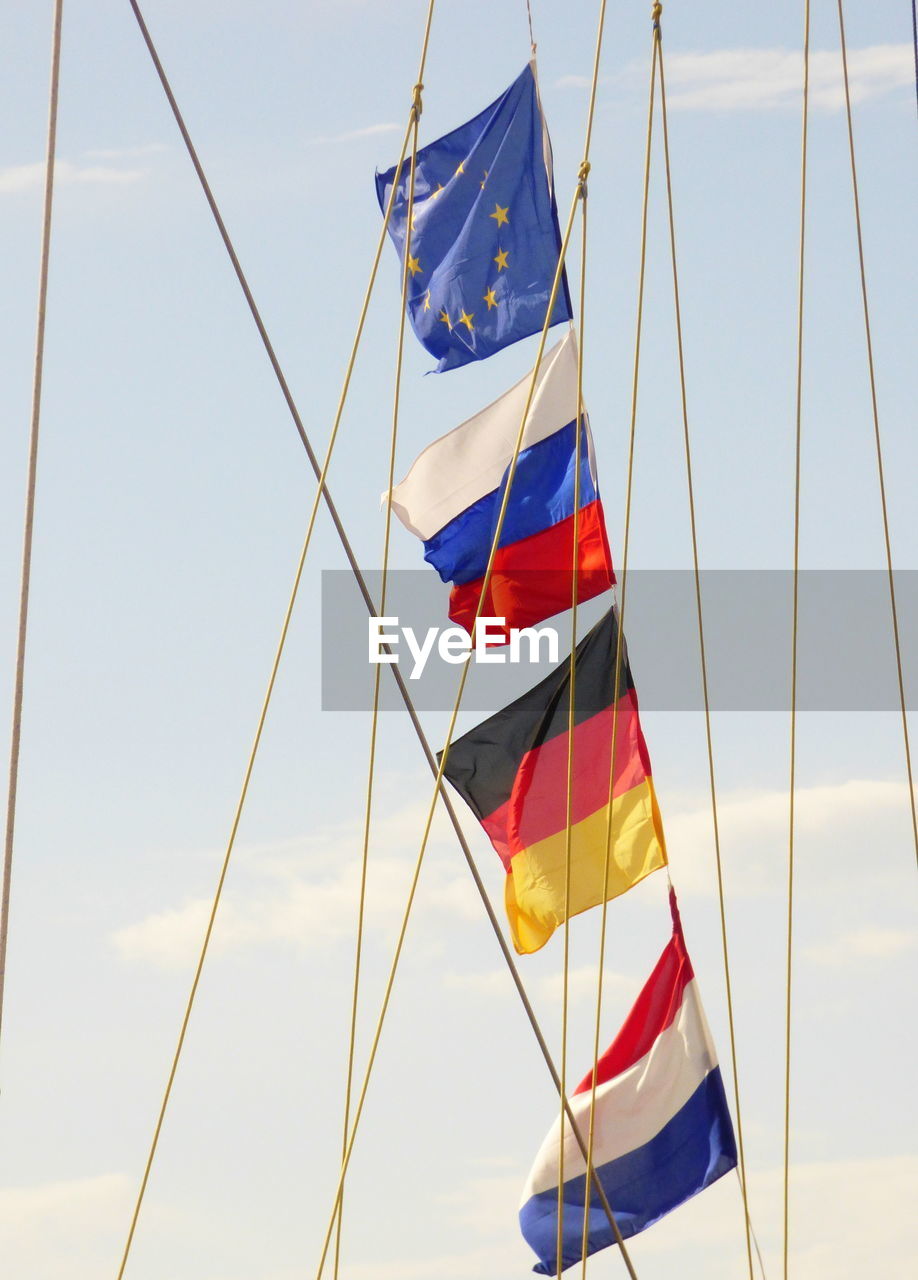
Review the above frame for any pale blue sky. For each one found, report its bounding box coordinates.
[0,1,916,1277]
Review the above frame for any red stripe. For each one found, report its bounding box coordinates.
[575,897,694,1092]
[448,499,614,639]
[480,693,651,867]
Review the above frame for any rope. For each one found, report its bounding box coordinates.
[0,0,65,1063]
[331,109,422,1280]
[580,16,658,1275]
[123,5,635,1272]
[525,0,537,55]
[309,7,646,1257]
[126,0,639,1268]
[311,185,623,1280]
[655,21,756,1280]
[115,2,437,1274]
[556,190,588,1280]
[836,0,917,871]
[784,1,810,1275]
[912,0,918,122]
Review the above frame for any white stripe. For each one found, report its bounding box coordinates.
[521,978,718,1202]
[387,329,580,540]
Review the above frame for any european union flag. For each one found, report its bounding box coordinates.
[375,63,572,374]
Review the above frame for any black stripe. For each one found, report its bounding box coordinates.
[440,607,634,823]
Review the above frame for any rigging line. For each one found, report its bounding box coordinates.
[912,0,918,122]
[331,109,422,1280]
[581,0,609,174]
[655,22,756,1280]
[784,1,810,1276]
[580,17,658,1275]
[837,0,918,871]
[127,0,632,1268]
[0,0,65,1062]
[125,0,421,629]
[116,3,437,1276]
[313,0,640,1262]
[121,0,629,1259]
[556,185,588,1280]
[312,176,639,1280]
[525,0,537,54]
[113,101,415,1280]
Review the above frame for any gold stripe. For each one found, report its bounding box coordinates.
[504,778,667,954]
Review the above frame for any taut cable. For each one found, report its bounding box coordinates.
[579,17,660,1278]
[655,18,756,1279]
[116,3,437,1275]
[331,106,422,1280]
[0,0,65,1063]
[126,2,634,1272]
[784,1,811,1275]
[836,0,917,872]
[556,196,587,1280]
[309,176,639,1280]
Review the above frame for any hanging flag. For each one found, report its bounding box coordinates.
[375,62,572,373]
[519,890,737,1274]
[388,331,614,638]
[440,608,666,953]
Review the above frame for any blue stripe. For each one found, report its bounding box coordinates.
[519,1069,737,1275]
[422,420,597,586]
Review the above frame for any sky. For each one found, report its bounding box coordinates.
[0,1,916,1277]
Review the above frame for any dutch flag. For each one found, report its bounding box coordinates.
[519,890,737,1273]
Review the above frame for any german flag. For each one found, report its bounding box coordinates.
[441,608,667,953]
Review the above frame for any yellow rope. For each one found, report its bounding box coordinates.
[525,0,537,53]
[556,193,588,1280]
[835,0,918,871]
[310,178,587,1280]
[309,1,643,1273]
[784,2,810,1275]
[0,0,64,1060]
[579,20,658,1277]
[556,41,612,1280]
[655,24,756,1280]
[331,107,423,1280]
[124,5,629,1272]
[113,4,438,1274]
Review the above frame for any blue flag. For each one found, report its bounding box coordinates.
[375,63,572,373]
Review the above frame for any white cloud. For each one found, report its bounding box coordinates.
[81,143,167,160]
[340,1155,917,1280]
[665,777,912,895]
[0,159,149,195]
[556,44,913,113]
[0,1174,131,1280]
[114,776,913,968]
[805,925,917,967]
[111,800,483,970]
[663,45,913,112]
[444,963,636,1008]
[305,121,400,146]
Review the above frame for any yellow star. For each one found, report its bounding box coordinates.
[493,247,509,271]
[423,290,431,312]
[459,309,474,331]
[480,169,488,189]
[455,160,465,176]
[438,308,452,329]
[407,255,422,277]
[431,183,444,199]
[483,287,497,311]
[490,203,509,227]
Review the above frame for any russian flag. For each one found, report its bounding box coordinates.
[519,891,737,1273]
[388,331,614,638]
